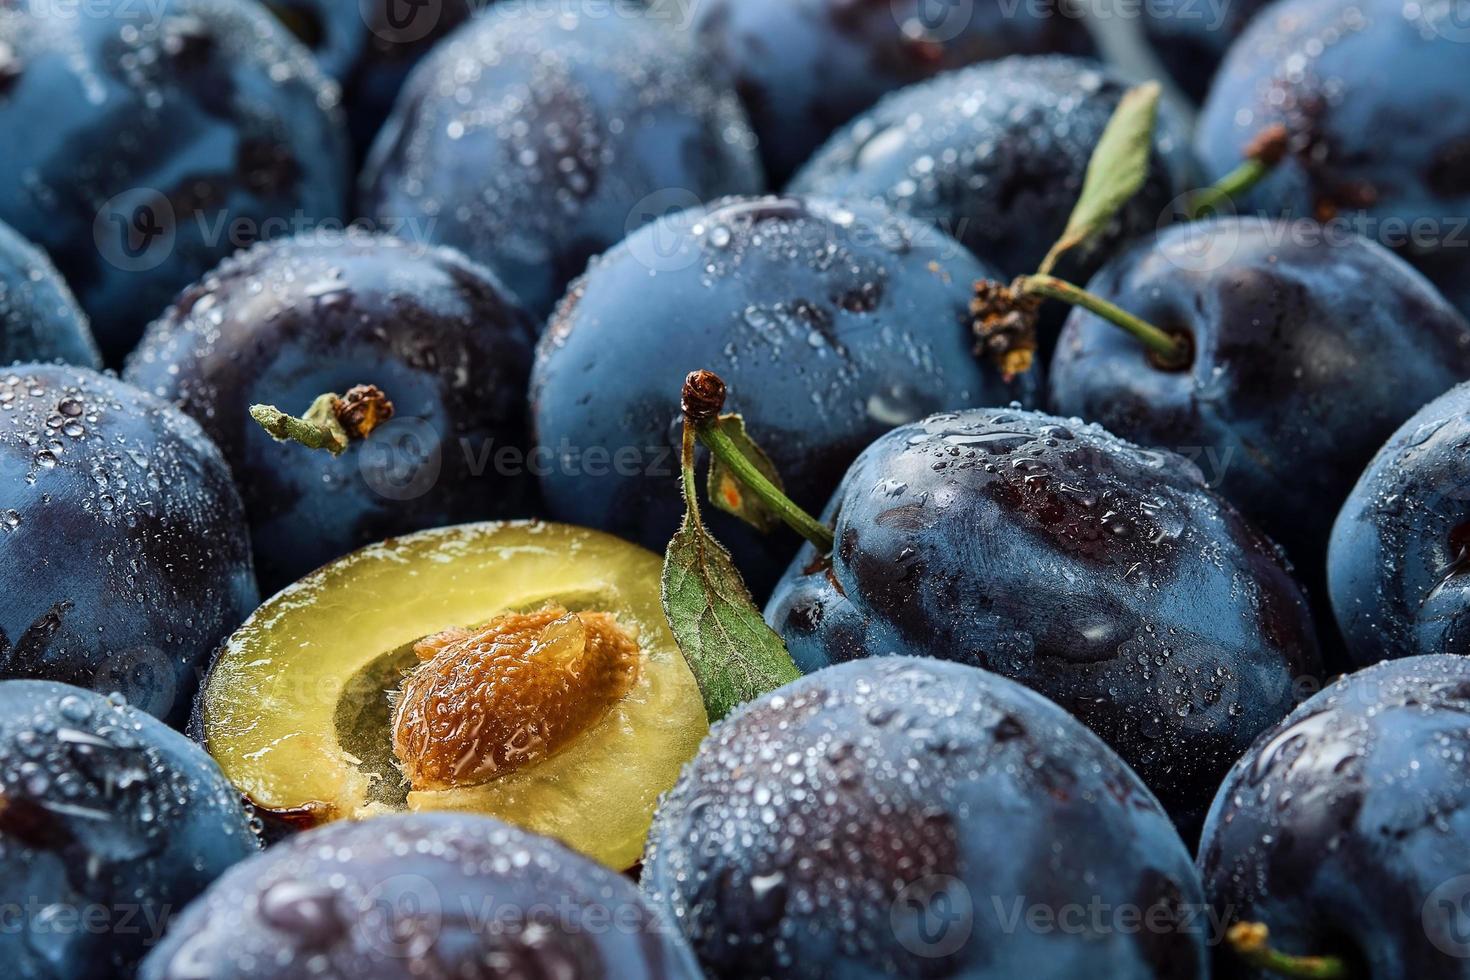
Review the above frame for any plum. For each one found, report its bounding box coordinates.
[0,0,349,361]
[1199,654,1470,978]
[0,220,100,368]
[789,56,1197,316]
[532,195,1033,597]
[684,0,1092,185]
[643,657,1209,978]
[195,521,707,870]
[1049,216,1470,581]
[1329,381,1470,668]
[139,812,700,980]
[767,407,1322,837]
[359,0,763,320]
[1196,0,1470,318]
[0,680,260,979]
[0,364,257,727]
[124,232,537,593]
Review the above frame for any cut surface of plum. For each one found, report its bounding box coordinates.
[198,521,707,870]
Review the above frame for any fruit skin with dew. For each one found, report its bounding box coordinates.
[359,0,763,321]
[1049,216,1470,578]
[1196,0,1470,318]
[1199,654,1470,979]
[684,0,1092,186]
[260,0,476,158]
[766,407,1321,838]
[0,0,349,363]
[0,680,261,980]
[789,57,1197,316]
[139,812,701,980]
[195,520,707,870]
[124,233,538,594]
[643,657,1209,979]
[1328,382,1470,668]
[532,194,1034,597]
[0,220,101,369]
[1139,0,1272,102]
[0,364,258,727]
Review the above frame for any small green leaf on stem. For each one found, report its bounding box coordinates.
[708,414,786,533]
[1038,81,1161,277]
[662,415,802,723]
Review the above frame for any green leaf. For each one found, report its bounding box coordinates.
[662,424,802,722]
[706,413,786,534]
[1038,81,1161,276]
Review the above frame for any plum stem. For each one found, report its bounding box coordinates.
[682,371,835,555]
[1227,923,1351,979]
[1018,274,1190,369]
[249,385,395,457]
[1187,124,1291,219]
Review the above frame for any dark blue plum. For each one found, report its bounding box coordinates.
[1199,654,1470,978]
[261,0,475,158]
[531,195,1033,596]
[0,220,100,368]
[1049,217,1470,581]
[1328,381,1470,668]
[125,233,537,593]
[643,657,1209,979]
[0,364,257,726]
[139,812,700,980]
[0,0,350,363]
[1196,0,1470,318]
[789,56,1198,305]
[0,680,260,980]
[685,0,1093,186]
[767,408,1321,836]
[359,0,764,321]
[1139,0,1271,102]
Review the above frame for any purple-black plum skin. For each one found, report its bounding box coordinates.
[531,195,1034,597]
[0,0,350,363]
[138,812,701,980]
[0,220,101,369]
[1196,0,1470,319]
[0,680,261,980]
[1199,655,1470,978]
[1049,217,1470,580]
[643,657,1210,979]
[261,0,476,159]
[1140,0,1272,102]
[124,233,538,594]
[788,57,1198,311]
[359,0,764,321]
[0,365,257,728]
[1328,381,1470,668]
[686,0,1093,186]
[766,408,1321,838]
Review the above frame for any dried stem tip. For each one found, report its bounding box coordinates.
[1245,124,1291,167]
[971,279,1040,382]
[682,370,728,425]
[334,384,394,440]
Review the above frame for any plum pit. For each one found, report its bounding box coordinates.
[392,605,641,791]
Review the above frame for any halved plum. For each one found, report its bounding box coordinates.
[196,521,708,870]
